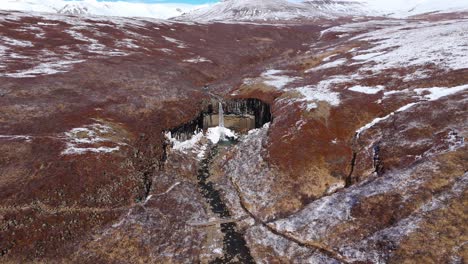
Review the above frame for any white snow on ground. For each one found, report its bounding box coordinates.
[115,39,140,49]
[61,123,121,155]
[62,146,119,155]
[3,59,85,78]
[0,135,32,141]
[319,20,406,37]
[402,69,432,82]
[0,12,163,78]
[222,123,284,216]
[206,127,237,144]
[144,182,181,204]
[259,69,299,90]
[66,29,95,43]
[66,28,129,55]
[271,161,467,254]
[306,58,347,72]
[295,84,341,110]
[246,225,339,264]
[356,84,468,137]
[307,19,468,110]
[0,36,34,47]
[17,25,46,39]
[159,48,174,54]
[422,130,465,157]
[167,131,204,152]
[415,85,468,101]
[339,172,468,263]
[287,76,344,111]
[348,85,385,94]
[352,51,385,61]
[165,127,237,158]
[183,56,212,63]
[162,36,187,49]
[355,102,418,137]
[351,20,468,71]
[383,89,410,96]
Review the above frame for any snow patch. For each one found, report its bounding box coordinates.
[414,85,468,101]
[261,69,299,90]
[206,126,237,144]
[306,58,347,72]
[61,123,121,155]
[183,56,212,63]
[167,131,204,152]
[3,59,85,78]
[293,77,343,110]
[0,135,32,141]
[0,36,33,47]
[162,36,187,49]
[348,85,385,94]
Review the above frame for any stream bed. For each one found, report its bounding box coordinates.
[197,145,255,264]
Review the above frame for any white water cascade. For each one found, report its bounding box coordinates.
[219,102,225,141]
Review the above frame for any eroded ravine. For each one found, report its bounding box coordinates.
[198,144,255,263]
[163,98,272,263]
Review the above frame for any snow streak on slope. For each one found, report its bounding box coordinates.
[1,0,206,19]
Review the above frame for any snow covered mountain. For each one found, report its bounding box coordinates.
[175,0,468,22]
[302,0,367,15]
[0,0,205,19]
[2,0,468,21]
[174,0,368,22]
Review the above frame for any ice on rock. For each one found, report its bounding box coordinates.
[206,127,237,144]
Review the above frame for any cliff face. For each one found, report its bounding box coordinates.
[0,10,467,263]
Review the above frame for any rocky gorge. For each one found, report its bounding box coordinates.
[0,3,467,263]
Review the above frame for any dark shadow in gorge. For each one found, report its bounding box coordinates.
[198,145,255,264]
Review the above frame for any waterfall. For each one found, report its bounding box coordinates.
[219,102,225,140]
[219,102,225,128]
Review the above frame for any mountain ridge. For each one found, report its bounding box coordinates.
[2,0,468,21]
[1,0,203,19]
[174,0,369,22]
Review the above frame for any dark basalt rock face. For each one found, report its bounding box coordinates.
[169,98,272,141]
[221,99,272,129]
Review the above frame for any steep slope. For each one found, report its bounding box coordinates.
[174,0,367,22]
[1,0,202,19]
[359,0,468,17]
[406,0,468,16]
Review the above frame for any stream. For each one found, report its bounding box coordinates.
[197,144,255,264]
[167,98,271,262]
